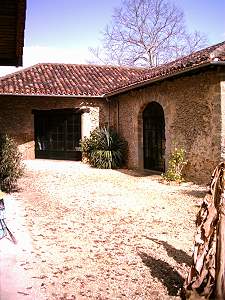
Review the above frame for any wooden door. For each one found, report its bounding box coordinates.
[143,102,165,171]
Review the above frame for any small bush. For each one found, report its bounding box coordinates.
[80,127,127,169]
[162,146,187,182]
[0,133,24,192]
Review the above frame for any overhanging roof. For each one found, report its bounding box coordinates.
[0,0,26,66]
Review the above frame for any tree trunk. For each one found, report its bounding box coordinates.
[184,162,225,299]
[215,189,225,299]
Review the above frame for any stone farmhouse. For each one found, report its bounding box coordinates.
[0,41,225,183]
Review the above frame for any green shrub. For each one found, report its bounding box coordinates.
[0,133,24,192]
[80,127,127,169]
[162,146,187,182]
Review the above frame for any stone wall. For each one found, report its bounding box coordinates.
[0,67,224,184]
[0,95,108,159]
[109,67,223,183]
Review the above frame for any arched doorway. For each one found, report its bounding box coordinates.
[143,102,165,172]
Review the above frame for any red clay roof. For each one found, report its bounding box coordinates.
[0,40,225,97]
[0,63,147,97]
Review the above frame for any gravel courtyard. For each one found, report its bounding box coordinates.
[9,160,207,299]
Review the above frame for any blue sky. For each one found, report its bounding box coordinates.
[0,0,224,76]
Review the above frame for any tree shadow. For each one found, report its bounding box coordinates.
[144,237,192,267]
[117,168,162,178]
[138,251,184,296]
[181,189,207,199]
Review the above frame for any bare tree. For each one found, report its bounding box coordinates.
[89,0,208,67]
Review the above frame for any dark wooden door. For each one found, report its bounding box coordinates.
[34,110,82,160]
[143,102,165,171]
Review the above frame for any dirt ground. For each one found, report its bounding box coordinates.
[6,160,207,299]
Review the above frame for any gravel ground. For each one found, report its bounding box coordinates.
[10,160,207,300]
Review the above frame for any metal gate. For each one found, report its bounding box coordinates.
[34,109,82,160]
[143,102,165,171]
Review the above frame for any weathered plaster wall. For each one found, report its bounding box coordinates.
[0,95,108,159]
[110,68,223,183]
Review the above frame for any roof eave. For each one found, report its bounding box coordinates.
[0,93,105,98]
[15,0,27,66]
[104,61,225,98]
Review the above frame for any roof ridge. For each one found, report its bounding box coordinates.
[35,62,148,71]
[210,41,225,60]
[0,62,147,80]
[178,40,225,61]
[143,40,225,73]
[0,62,149,80]
[0,63,42,80]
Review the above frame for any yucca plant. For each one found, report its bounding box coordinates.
[80,127,127,169]
[0,133,24,192]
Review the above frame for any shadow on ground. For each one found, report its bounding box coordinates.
[181,189,208,199]
[144,237,192,267]
[138,251,184,296]
[117,168,162,178]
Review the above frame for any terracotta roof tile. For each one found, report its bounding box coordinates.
[0,63,146,97]
[0,41,224,97]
